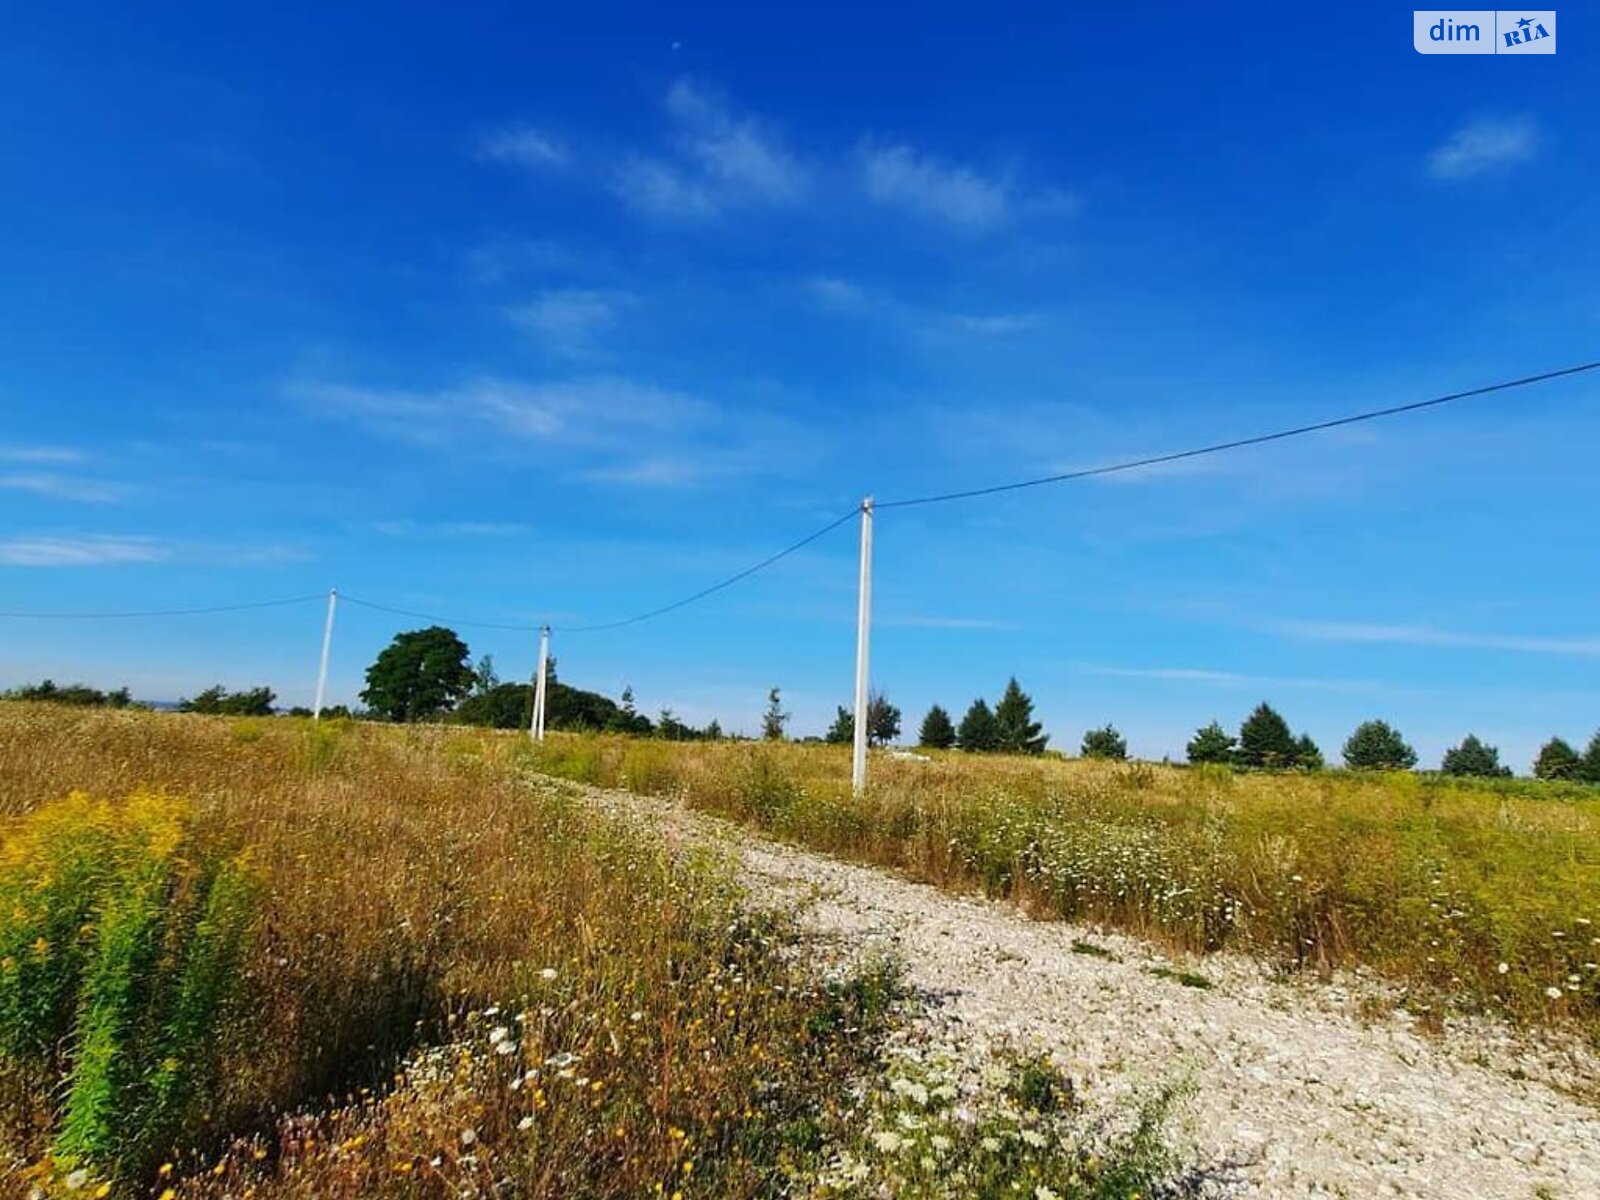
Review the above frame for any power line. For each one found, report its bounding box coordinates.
[0,593,326,620]
[559,506,861,633]
[877,360,1600,510]
[340,594,542,632]
[338,506,862,636]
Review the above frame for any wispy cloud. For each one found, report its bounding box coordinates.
[611,81,807,220]
[372,520,531,538]
[0,444,85,465]
[1427,115,1539,180]
[296,375,804,487]
[858,141,1012,228]
[0,473,128,503]
[506,288,632,355]
[881,614,1015,630]
[1081,664,1377,693]
[1267,618,1600,657]
[807,275,1041,343]
[664,80,808,203]
[0,534,168,567]
[477,123,567,169]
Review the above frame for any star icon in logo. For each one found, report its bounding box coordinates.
[1517,16,1533,29]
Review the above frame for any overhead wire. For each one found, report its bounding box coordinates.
[877,360,1600,509]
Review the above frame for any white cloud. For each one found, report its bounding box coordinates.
[807,275,1042,344]
[612,155,722,220]
[506,288,631,354]
[859,142,1010,228]
[0,534,168,567]
[0,473,127,503]
[372,520,531,538]
[0,445,85,464]
[611,82,806,220]
[1427,116,1539,180]
[296,374,800,488]
[1082,664,1378,693]
[664,80,808,204]
[477,124,567,169]
[1268,618,1600,657]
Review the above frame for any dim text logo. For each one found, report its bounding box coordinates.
[1414,10,1556,53]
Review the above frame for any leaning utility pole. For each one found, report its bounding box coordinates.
[852,497,874,794]
[531,624,550,741]
[312,587,338,720]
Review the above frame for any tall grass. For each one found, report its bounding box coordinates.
[517,734,1600,1037]
[0,707,899,1196]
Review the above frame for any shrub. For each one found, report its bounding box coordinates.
[1533,737,1582,781]
[1440,734,1512,778]
[1185,721,1234,765]
[0,791,257,1180]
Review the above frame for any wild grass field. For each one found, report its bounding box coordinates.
[519,733,1600,1039]
[0,705,1183,1199]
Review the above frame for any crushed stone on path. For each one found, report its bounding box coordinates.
[567,779,1600,1199]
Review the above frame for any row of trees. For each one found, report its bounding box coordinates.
[915,678,1049,754]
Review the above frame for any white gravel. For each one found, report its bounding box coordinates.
[570,780,1600,1199]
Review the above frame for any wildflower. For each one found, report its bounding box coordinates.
[1021,1129,1048,1148]
[1546,986,1564,1000]
[871,1130,904,1153]
[518,1116,535,1130]
[488,1025,510,1045]
[65,1170,89,1191]
[1037,1188,1062,1200]
[1497,962,1510,975]
[540,967,558,981]
[460,1129,478,1146]
[981,1137,1002,1152]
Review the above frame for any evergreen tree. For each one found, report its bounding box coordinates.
[1440,734,1512,778]
[1294,733,1324,770]
[1080,724,1128,760]
[1186,721,1235,765]
[993,677,1048,754]
[918,704,956,750]
[868,691,902,746]
[957,698,1000,752]
[761,687,789,741]
[824,705,854,745]
[1341,720,1418,771]
[1235,702,1297,769]
[1533,737,1582,781]
[704,719,723,741]
[1581,731,1600,784]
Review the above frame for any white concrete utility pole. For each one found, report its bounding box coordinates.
[312,587,338,720]
[531,625,551,741]
[852,497,874,795]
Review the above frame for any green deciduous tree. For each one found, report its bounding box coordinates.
[360,626,475,722]
[1186,721,1235,765]
[918,704,956,750]
[824,706,854,745]
[1235,702,1297,769]
[1342,720,1418,771]
[761,687,789,741]
[868,691,901,747]
[994,677,1048,755]
[1533,737,1582,781]
[1080,724,1128,760]
[957,698,1000,752]
[1440,734,1512,778]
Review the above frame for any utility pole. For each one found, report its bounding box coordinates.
[531,625,550,741]
[312,587,338,720]
[852,497,874,794]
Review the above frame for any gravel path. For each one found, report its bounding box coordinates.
[572,780,1600,1198]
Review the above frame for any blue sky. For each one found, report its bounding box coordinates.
[2,3,1597,769]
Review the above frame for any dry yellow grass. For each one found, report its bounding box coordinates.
[522,733,1600,1037]
[0,705,890,1198]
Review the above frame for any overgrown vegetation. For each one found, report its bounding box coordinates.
[517,732,1600,1039]
[0,707,900,1196]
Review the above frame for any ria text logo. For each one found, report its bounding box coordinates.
[1414,10,1555,53]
